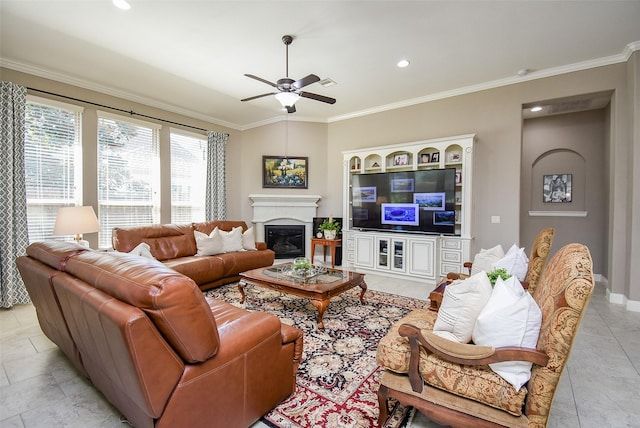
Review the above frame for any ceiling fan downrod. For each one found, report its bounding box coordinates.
[282,35,293,78]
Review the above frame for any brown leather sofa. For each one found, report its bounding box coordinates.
[112,220,275,291]
[16,241,303,428]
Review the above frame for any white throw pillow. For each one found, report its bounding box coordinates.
[492,244,529,282]
[470,244,505,276]
[219,226,243,253]
[128,242,155,259]
[194,229,224,256]
[433,271,493,343]
[472,276,542,391]
[242,227,257,251]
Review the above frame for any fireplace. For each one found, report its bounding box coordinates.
[249,194,322,259]
[265,225,305,259]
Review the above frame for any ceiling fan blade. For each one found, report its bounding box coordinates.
[293,74,320,90]
[286,105,296,114]
[299,91,336,105]
[241,92,277,102]
[244,74,277,88]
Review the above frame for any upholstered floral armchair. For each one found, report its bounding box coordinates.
[377,243,594,428]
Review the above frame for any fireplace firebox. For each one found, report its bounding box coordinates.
[265,225,305,259]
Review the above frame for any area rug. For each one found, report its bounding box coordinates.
[204,283,429,428]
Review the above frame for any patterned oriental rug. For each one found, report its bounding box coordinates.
[204,283,429,428]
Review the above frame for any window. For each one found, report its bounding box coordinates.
[170,130,207,223]
[97,112,160,248]
[24,96,82,243]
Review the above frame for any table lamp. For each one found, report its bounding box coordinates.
[53,206,100,247]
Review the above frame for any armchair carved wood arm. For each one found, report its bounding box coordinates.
[378,243,593,428]
[397,324,549,395]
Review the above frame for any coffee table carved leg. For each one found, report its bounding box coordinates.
[238,280,247,304]
[358,281,368,304]
[310,299,330,329]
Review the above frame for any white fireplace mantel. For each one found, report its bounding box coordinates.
[248,194,322,258]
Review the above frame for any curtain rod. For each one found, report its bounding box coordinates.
[27,87,211,133]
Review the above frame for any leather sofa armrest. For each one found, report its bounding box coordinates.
[281,324,304,366]
[256,242,267,251]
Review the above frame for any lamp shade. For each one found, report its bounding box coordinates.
[53,206,100,238]
[274,92,300,108]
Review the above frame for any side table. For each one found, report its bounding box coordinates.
[311,238,342,268]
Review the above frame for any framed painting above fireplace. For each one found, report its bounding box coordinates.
[263,156,308,189]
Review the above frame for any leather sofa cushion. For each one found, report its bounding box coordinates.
[193,220,248,235]
[26,240,90,270]
[63,250,220,363]
[113,224,197,261]
[216,251,276,277]
[163,256,225,285]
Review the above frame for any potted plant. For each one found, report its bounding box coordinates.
[318,216,341,239]
[318,217,341,240]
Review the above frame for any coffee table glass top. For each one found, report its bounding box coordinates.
[262,263,347,284]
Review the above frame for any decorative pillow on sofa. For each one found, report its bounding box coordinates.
[433,271,493,343]
[470,244,505,276]
[194,229,224,256]
[492,244,529,282]
[472,275,542,391]
[219,226,243,253]
[128,242,155,259]
[242,227,257,251]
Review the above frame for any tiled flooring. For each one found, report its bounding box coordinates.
[1,271,639,427]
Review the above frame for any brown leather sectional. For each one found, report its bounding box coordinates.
[16,241,303,428]
[112,220,275,291]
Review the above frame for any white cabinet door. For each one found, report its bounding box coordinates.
[354,234,375,268]
[408,238,436,280]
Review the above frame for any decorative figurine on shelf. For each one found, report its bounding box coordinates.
[318,215,341,240]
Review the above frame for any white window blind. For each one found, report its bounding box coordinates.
[97,112,160,248]
[170,130,207,223]
[24,96,82,243]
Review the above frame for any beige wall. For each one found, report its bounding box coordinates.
[3,51,638,304]
[239,120,329,222]
[521,109,607,275]
[325,59,636,304]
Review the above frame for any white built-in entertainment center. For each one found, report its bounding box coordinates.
[342,134,475,284]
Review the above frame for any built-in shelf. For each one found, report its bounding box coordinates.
[528,211,588,217]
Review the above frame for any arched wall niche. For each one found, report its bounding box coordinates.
[530,149,586,212]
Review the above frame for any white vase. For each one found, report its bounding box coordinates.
[323,230,337,240]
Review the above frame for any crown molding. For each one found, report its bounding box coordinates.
[328,40,640,123]
[4,40,638,129]
[0,58,242,131]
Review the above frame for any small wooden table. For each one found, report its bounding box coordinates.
[239,263,366,329]
[311,238,342,268]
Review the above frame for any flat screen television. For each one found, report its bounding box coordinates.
[350,168,457,235]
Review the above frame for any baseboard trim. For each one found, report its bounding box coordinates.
[605,288,640,312]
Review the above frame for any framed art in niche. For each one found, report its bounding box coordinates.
[543,174,572,202]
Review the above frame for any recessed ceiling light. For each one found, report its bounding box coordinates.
[531,106,543,112]
[113,0,131,10]
[397,59,410,68]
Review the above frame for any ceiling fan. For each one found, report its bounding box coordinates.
[241,35,336,113]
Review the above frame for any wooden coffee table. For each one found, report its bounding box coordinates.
[238,263,367,329]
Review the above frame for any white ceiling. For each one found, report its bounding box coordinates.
[1,1,639,130]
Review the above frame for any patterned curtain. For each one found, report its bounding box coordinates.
[0,82,30,307]
[205,131,228,221]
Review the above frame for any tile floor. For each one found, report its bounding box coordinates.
[1,271,639,427]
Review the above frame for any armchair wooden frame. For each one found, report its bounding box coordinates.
[377,243,594,428]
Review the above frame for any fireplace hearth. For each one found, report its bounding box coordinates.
[265,225,305,259]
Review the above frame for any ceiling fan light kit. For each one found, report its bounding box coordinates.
[241,35,336,113]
